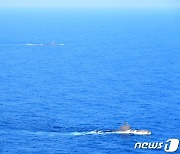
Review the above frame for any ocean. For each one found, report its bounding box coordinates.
[0,9,180,153]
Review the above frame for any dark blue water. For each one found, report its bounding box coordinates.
[0,9,180,153]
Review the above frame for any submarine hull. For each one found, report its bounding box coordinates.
[94,129,151,135]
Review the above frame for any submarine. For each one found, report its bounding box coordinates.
[26,41,64,46]
[93,122,151,135]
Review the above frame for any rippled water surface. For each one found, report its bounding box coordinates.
[0,9,180,153]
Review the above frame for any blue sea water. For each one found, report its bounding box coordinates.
[0,9,180,153]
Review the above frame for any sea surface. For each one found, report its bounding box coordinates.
[0,9,180,154]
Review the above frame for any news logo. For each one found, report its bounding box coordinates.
[134,139,179,152]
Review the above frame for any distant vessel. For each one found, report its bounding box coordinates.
[26,41,64,46]
[94,122,151,135]
[49,40,64,46]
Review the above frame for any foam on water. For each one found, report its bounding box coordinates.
[70,130,151,136]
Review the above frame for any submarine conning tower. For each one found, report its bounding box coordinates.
[120,122,131,131]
